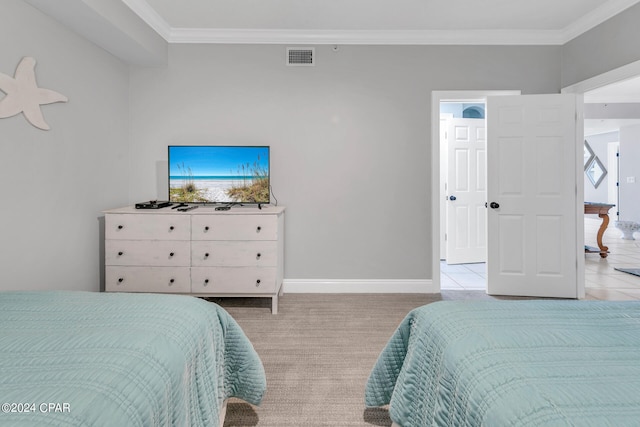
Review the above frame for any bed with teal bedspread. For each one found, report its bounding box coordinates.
[366,300,640,427]
[0,291,266,426]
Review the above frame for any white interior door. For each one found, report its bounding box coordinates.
[487,94,581,298]
[446,118,487,265]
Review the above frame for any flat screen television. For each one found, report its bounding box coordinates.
[168,145,270,205]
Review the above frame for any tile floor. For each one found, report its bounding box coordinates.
[441,217,640,300]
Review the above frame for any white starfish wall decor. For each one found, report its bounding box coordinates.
[0,57,68,131]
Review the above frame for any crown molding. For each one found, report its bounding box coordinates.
[168,28,566,45]
[121,0,172,41]
[124,0,640,45]
[561,0,640,43]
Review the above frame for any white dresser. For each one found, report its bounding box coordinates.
[104,205,285,313]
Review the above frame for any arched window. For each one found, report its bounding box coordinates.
[462,106,484,119]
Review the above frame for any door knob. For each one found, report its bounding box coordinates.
[490,202,500,209]
[449,195,457,201]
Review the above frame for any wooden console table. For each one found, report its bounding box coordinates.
[584,202,615,258]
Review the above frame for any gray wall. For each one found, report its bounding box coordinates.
[619,124,640,222]
[0,0,130,291]
[129,44,561,281]
[562,2,640,88]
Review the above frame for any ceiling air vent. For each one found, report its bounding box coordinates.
[287,47,314,66]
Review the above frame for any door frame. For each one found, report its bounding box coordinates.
[439,113,454,259]
[607,142,620,215]
[561,60,640,97]
[431,91,520,291]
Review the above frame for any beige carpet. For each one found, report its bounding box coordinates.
[211,291,498,426]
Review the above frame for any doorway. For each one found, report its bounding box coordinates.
[440,102,487,289]
[441,103,487,265]
[564,59,640,275]
[431,91,520,291]
[432,91,583,298]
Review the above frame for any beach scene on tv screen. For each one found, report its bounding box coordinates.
[169,146,269,203]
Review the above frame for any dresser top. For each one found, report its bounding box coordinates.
[104,205,285,215]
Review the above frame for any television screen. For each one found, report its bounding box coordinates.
[168,145,270,204]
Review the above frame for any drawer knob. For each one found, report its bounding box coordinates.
[204,226,210,232]
[169,252,174,257]
[117,225,124,230]
[117,277,124,284]
[204,252,210,258]
[118,251,123,256]
[256,253,261,259]
[169,226,175,231]
[256,226,262,233]
[169,278,175,285]
[256,279,261,287]
[204,279,209,286]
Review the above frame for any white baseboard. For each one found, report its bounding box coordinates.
[282,279,437,294]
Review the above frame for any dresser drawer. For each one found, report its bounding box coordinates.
[106,266,191,293]
[106,214,190,240]
[191,241,277,267]
[191,267,276,293]
[191,215,278,241]
[105,240,190,266]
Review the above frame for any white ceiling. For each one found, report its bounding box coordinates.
[141,0,608,30]
[123,0,640,45]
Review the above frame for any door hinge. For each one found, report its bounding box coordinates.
[445,233,447,241]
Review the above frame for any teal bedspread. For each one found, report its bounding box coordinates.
[0,291,266,426]
[366,300,640,427]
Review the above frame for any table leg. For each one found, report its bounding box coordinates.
[597,213,610,258]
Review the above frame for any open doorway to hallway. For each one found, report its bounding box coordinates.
[437,92,582,297]
[432,89,585,299]
[439,101,487,289]
[432,90,522,293]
